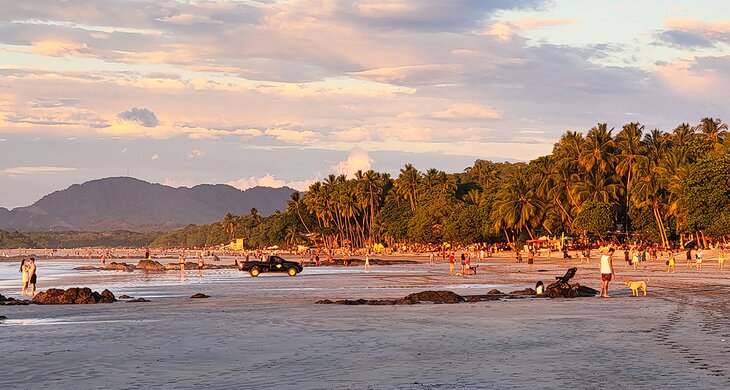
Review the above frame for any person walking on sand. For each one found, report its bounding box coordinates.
[666,250,676,273]
[179,253,186,272]
[429,251,435,267]
[599,248,615,298]
[364,254,371,272]
[28,257,37,296]
[448,253,455,275]
[527,250,534,269]
[696,248,703,270]
[20,258,29,296]
[686,248,693,268]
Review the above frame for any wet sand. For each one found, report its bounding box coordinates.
[2,252,730,389]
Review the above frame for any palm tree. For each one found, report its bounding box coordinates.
[286,192,312,236]
[395,163,421,211]
[616,122,648,233]
[221,212,239,242]
[694,117,728,144]
[248,208,261,224]
[579,123,617,173]
[493,168,546,240]
[633,161,669,247]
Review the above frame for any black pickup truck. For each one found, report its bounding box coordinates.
[238,255,303,277]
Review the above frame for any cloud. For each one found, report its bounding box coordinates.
[227,174,315,191]
[1,166,78,175]
[31,40,90,57]
[332,148,373,178]
[655,30,715,49]
[186,149,205,160]
[117,107,159,128]
[430,103,502,120]
[351,64,462,86]
[489,17,577,41]
[264,128,320,144]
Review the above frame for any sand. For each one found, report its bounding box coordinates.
[2,252,730,389]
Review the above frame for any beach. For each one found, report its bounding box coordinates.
[2,252,730,389]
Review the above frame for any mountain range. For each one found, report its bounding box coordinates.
[0,177,296,232]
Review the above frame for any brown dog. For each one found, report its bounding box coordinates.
[624,279,648,296]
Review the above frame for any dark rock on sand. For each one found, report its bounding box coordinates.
[137,259,166,271]
[190,293,210,299]
[73,266,99,270]
[0,315,7,320]
[127,297,150,303]
[118,295,133,299]
[398,290,465,304]
[165,262,198,270]
[32,287,117,304]
[2,300,30,305]
[577,285,599,297]
[104,262,135,272]
[509,288,537,296]
[486,289,504,295]
[316,290,465,305]
[0,293,10,302]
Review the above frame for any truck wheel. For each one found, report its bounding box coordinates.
[287,267,298,277]
[249,267,260,277]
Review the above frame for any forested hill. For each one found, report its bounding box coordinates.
[0,177,295,232]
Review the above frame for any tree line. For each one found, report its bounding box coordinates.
[153,117,730,250]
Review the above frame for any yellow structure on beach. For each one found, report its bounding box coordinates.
[223,238,244,251]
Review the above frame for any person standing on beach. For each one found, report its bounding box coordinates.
[364,254,371,272]
[179,253,186,272]
[599,248,615,298]
[686,248,693,268]
[718,249,725,270]
[197,253,204,277]
[28,257,37,296]
[666,250,676,273]
[429,251,435,267]
[20,258,29,296]
[448,254,455,275]
[527,250,534,269]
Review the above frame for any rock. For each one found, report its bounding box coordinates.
[315,299,334,304]
[486,289,504,295]
[0,294,10,302]
[165,262,198,270]
[136,259,166,272]
[2,300,30,306]
[104,262,135,272]
[99,289,117,303]
[118,295,133,299]
[577,285,599,297]
[127,298,150,303]
[32,287,116,304]
[509,288,537,296]
[0,315,7,320]
[399,290,465,304]
[190,293,210,299]
[73,266,99,270]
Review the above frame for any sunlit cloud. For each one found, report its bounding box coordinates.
[1,166,78,175]
[332,148,373,178]
[227,174,316,191]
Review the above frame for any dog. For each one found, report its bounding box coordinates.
[624,279,648,297]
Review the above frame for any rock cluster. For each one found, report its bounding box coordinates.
[316,290,465,305]
[127,297,150,303]
[32,288,116,304]
[190,293,210,299]
[0,294,30,305]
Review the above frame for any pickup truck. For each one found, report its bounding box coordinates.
[238,255,303,277]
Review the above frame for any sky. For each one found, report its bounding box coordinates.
[1,0,729,208]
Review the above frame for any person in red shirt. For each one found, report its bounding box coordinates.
[448,253,455,275]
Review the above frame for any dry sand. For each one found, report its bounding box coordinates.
[2,252,730,389]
